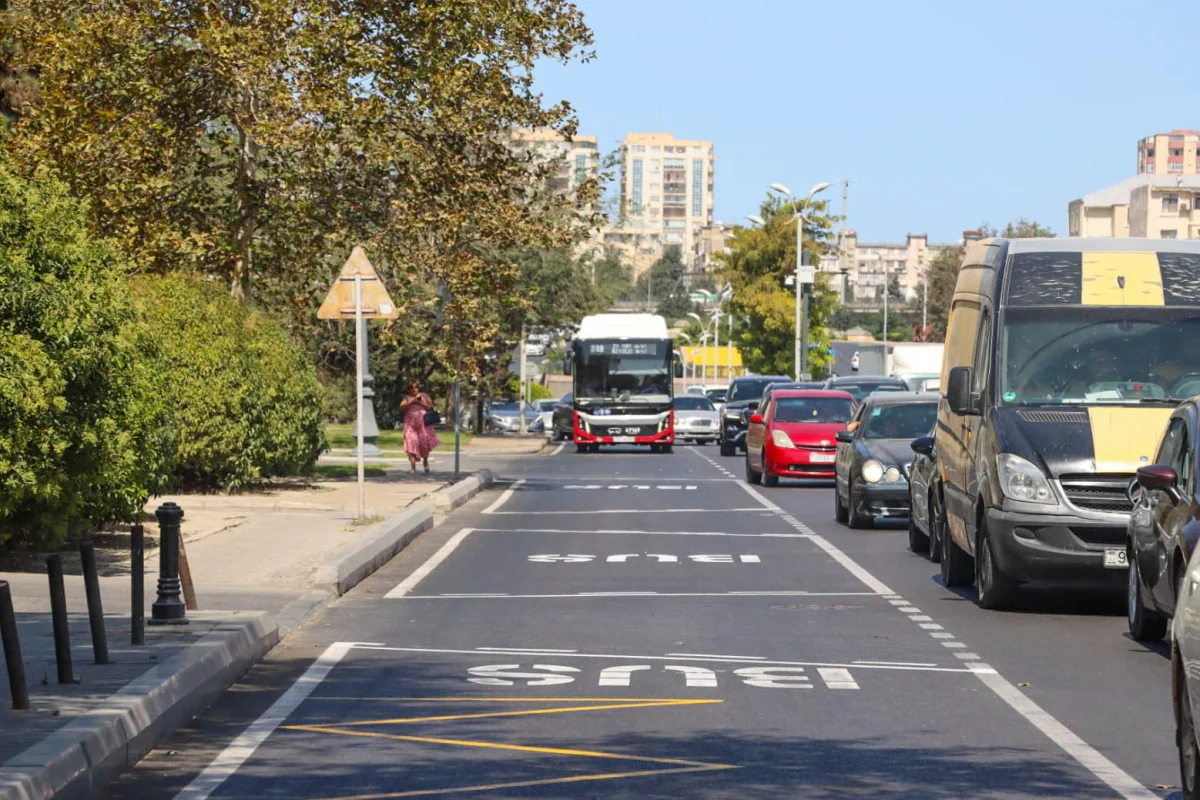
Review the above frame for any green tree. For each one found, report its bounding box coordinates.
[716,194,838,378]
[590,249,635,306]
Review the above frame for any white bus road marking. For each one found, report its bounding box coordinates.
[400,590,885,600]
[817,668,861,690]
[383,528,475,599]
[525,553,764,564]
[481,479,526,514]
[561,484,699,491]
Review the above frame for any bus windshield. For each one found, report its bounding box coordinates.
[1000,307,1200,405]
[574,340,672,403]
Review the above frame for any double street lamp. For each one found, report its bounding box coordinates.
[746,181,830,379]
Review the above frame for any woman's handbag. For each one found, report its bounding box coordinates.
[423,409,442,427]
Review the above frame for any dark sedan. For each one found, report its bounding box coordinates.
[1128,400,1200,641]
[823,375,910,403]
[834,394,939,528]
[718,375,790,456]
[550,392,574,440]
[907,429,942,562]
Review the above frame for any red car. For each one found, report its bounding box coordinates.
[744,389,856,486]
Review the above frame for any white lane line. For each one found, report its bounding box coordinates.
[929,632,956,639]
[919,623,944,630]
[173,642,354,800]
[486,507,767,515]
[942,641,967,649]
[471,527,808,538]
[955,653,982,660]
[551,443,565,456]
[383,528,474,599]
[734,478,781,511]
[409,590,885,600]
[898,607,922,614]
[853,660,938,667]
[477,647,577,654]
[350,644,981,674]
[481,479,525,515]
[577,591,659,596]
[817,667,860,690]
[665,653,766,660]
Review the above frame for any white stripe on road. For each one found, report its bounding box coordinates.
[173,641,354,800]
[471,527,807,538]
[485,507,768,515]
[397,590,884,600]
[481,479,525,514]
[551,443,565,456]
[817,667,860,690]
[665,653,766,661]
[476,647,577,653]
[383,528,474,599]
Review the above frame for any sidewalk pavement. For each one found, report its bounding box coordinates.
[0,465,500,799]
[322,432,549,463]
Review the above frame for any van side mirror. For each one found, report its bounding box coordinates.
[910,436,935,456]
[836,430,854,444]
[947,367,977,416]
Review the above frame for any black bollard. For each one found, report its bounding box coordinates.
[131,524,144,645]
[149,503,187,625]
[0,580,30,710]
[79,542,110,664]
[46,555,74,684]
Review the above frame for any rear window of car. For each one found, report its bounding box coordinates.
[863,402,939,439]
[833,381,907,401]
[729,379,780,401]
[773,397,854,423]
[674,396,715,411]
[706,389,727,401]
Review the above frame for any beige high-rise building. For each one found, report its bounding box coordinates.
[602,132,715,276]
[510,127,600,196]
[1069,173,1200,239]
[1138,130,1200,176]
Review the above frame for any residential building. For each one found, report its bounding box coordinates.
[693,221,734,275]
[605,132,715,276]
[1068,174,1200,239]
[1138,130,1200,176]
[835,231,953,304]
[510,127,600,196]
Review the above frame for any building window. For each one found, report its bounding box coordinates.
[691,159,703,216]
[1172,148,1184,157]
[1146,163,1156,173]
[1170,162,1184,172]
[630,144,645,153]
[574,154,586,185]
[664,157,685,169]
[631,159,643,211]
[1165,194,1180,212]
[1147,148,1156,158]
[651,146,661,153]
[1162,230,1179,239]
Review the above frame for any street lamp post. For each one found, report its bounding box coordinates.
[699,332,710,382]
[767,182,830,379]
[922,267,929,332]
[677,332,693,382]
[881,255,889,343]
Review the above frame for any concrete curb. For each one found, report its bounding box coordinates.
[0,612,277,800]
[429,469,495,513]
[310,506,434,596]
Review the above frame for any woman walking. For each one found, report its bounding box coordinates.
[400,381,442,473]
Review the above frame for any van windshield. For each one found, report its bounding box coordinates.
[1000,307,1200,405]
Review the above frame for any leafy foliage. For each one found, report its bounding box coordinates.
[0,163,174,548]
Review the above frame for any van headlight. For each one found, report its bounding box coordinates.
[996,453,1055,504]
[862,459,885,483]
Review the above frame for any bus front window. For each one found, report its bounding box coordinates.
[576,351,672,402]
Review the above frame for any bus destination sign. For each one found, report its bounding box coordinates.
[586,342,661,357]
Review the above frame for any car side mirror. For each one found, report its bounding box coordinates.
[1137,464,1182,502]
[910,436,935,456]
[674,359,684,379]
[750,414,764,425]
[836,430,854,444]
[947,366,977,416]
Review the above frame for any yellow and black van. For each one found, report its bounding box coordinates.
[935,237,1200,609]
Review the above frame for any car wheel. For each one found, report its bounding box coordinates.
[907,513,929,554]
[763,469,779,487]
[1128,552,1168,641]
[975,520,1019,610]
[695,439,706,446]
[928,490,943,564]
[1178,653,1200,798]
[745,454,762,485]
[834,481,849,524]
[847,485,873,529]
[720,439,736,457]
[940,517,974,588]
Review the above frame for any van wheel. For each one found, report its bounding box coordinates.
[940,519,974,588]
[928,491,943,563]
[975,521,1018,610]
[835,483,849,523]
[1128,553,1168,641]
[848,486,873,529]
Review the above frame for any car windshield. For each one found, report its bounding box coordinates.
[1000,307,1200,405]
[729,379,779,402]
[492,401,535,414]
[863,402,939,439]
[773,397,854,423]
[674,396,715,411]
[833,381,907,402]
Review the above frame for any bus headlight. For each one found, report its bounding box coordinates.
[996,453,1055,504]
[862,460,884,483]
[771,430,794,448]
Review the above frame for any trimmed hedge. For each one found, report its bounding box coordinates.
[135,275,325,491]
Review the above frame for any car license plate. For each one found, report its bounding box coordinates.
[810,453,836,464]
[1103,548,1128,568]
[612,436,635,443]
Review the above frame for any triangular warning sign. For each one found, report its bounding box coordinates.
[317,246,400,320]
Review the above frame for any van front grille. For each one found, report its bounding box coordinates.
[1058,474,1133,514]
[1018,410,1089,424]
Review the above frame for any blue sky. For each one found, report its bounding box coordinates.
[533,0,1198,243]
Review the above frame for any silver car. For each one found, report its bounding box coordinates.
[487,401,543,433]
[673,395,719,445]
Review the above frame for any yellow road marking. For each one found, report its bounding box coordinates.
[317,698,720,727]
[1081,251,1163,306]
[310,765,734,800]
[284,725,735,769]
[306,696,705,702]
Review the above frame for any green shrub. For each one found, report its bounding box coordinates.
[134,275,325,490]
[526,382,553,402]
[0,165,174,548]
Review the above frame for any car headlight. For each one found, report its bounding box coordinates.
[885,466,902,483]
[862,459,884,483]
[771,430,794,448]
[996,453,1055,504]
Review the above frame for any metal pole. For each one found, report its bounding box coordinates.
[354,275,365,520]
[454,353,462,480]
[922,269,928,330]
[47,555,73,684]
[150,502,187,625]
[131,524,144,645]
[713,310,720,382]
[794,215,803,379]
[801,285,810,378]
[727,307,733,379]
[0,580,30,710]
[79,542,110,665]
[518,324,527,435]
[882,256,889,342]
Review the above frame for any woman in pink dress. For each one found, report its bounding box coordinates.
[400,381,442,473]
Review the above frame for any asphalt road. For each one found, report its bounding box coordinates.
[111,445,1180,799]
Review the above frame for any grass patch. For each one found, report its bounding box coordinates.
[313,464,387,479]
[324,423,473,452]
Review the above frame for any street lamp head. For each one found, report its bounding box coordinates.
[767,183,792,197]
[686,312,702,322]
[677,332,692,342]
[807,182,831,197]
[744,214,765,227]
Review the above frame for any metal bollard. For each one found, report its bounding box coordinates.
[46,555,74,684]
[0,580,30,710]
[149,503,188,625]
[131,524,145,645]
[79,542,110,664]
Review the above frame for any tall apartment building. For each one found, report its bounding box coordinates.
[1138,130,1200,175]
[825,232,952,304]
[510,127,600,195]
[602,132,715,276]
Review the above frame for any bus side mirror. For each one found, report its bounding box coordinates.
[947,367,977,416]
[562,354,572,375]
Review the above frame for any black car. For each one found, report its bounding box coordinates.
[1127,401,1200,641]
[907,430,942,562]
[822,375,909,403]
[550,392,574,440]
[718,375,790,456]
[834,394,939,528]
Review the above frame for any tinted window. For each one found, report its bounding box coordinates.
[729,378,781,401]
[863,403,939,440]
[706,388,727,402]
[773,397,854,423]
[831,381,906,402]
[674,396,715,411]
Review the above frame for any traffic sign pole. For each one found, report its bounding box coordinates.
[354,274,365,520]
